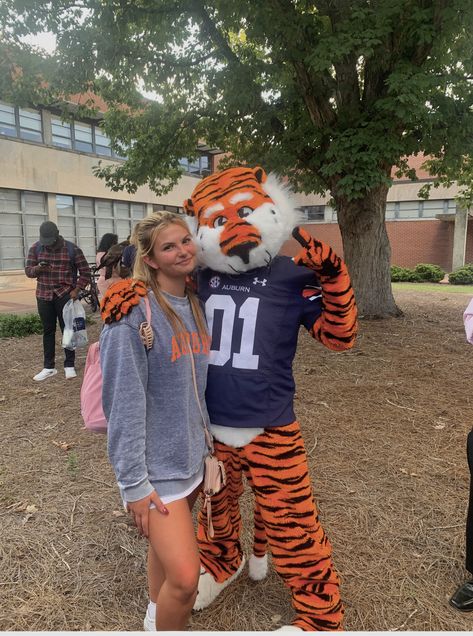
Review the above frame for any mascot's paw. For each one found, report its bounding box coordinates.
[248,553,268,581]
[292,226,313,250]
[292,226,322,270]
[275,626,304,632]
[194,557,246,611]
[292,226,340,278]
[100,278,147,324]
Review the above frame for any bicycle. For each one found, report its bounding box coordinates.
[78,266,100,313]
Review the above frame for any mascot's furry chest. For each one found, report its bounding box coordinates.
[196,257,322,430]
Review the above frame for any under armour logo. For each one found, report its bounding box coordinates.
[253,277,267,286]
[209,276,220,288]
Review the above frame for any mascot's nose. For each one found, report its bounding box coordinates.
[227,241,259,264]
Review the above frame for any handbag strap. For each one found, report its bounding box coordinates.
[188,344,214,454]
[140,291,212,451]
[138,295,154,350]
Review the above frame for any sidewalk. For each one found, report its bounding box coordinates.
[0,273,37,314]
[0,288,37,314]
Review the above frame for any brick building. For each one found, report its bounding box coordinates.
[281,154,467,271]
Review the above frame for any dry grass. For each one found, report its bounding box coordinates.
[0,289,472,631]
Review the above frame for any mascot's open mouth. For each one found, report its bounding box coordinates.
[228,249,274,274]
[226,240,259,264]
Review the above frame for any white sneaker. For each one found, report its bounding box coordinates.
[64,367,77,379]
[33,368,57,381]
[143,607,156,631]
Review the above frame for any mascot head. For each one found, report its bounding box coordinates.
[183,166,301,274]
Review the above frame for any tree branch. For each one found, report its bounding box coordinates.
[189,0,287,133]
[189,0,243,67]
[269,0,337,128]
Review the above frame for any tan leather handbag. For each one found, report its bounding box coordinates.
[189,347,226,538]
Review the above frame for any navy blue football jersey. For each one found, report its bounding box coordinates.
[197,255,322,428]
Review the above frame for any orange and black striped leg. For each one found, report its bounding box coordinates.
[244,422,344,631]
[196,441,245,583]
[243,462,268,559]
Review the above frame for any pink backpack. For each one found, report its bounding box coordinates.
[80,342,106,432]
[80,296,152,433]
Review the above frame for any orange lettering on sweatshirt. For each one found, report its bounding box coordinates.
[170,336,181,362]
[192,331,201,353]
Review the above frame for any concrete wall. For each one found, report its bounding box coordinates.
[0,136,200,207]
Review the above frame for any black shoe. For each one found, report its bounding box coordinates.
[450,580,473,612]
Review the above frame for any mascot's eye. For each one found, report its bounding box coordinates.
[213,216,227,228]
[237,206,254,218]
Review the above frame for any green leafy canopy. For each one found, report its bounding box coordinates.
[2,0,473,200]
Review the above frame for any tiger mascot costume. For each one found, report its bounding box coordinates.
[184,166,358,631]
[101,166,357,631]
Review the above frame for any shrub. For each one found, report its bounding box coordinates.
[413,263,445,283]
[0,313,43,338]
[449,264,473,285]
[391,265,421,282]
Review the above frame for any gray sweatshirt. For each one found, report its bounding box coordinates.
[100,291,210,503]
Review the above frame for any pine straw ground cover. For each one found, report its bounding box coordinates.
[0,289,472,632]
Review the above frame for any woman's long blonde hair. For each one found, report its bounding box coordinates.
[132,211,208,340]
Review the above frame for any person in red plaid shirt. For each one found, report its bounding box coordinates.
[25,221,91,381]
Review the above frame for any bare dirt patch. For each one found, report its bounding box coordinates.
[0,289,472,631]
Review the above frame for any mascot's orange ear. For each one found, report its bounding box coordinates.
[253,166,267,183]
[183,198,195,217]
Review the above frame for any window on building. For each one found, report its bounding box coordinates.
[56,195,75,240]
[131,203,145,222]
[19,108,43,142]
[398,201,420,219]
[95,198,114,242]
[0,189,47,270]
[421,199,454,218]
[299,205,325,222]
[200,154,210,175]
[179,154,212,177]
[50,116,125,158]
[0,102,17,137]
[74,122,93,153]
[153,204,184,214]
[0,102,43,142]
[51,118,73,148]
[95,126,112,156]
[386,202,396,219]
[386,199,457,220]
[56,195,146,263]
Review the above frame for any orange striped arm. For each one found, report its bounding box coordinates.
[293,227,357,351]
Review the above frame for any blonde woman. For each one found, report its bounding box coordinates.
[100,212,210,631]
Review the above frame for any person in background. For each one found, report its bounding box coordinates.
[97,244,131,298]
[450,298,473,612]
[25,221,90,381]
[96,233,119,297]
[121,237,137,272]
[100,211,210,631]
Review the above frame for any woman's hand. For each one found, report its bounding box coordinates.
[127,491,169,537]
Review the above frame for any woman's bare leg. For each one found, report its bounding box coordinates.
[148,543,165,604]
[148,498,200,631]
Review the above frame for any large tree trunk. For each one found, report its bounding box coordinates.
[334,184,402,318]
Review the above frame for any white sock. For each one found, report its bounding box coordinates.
[147,600,157,619]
